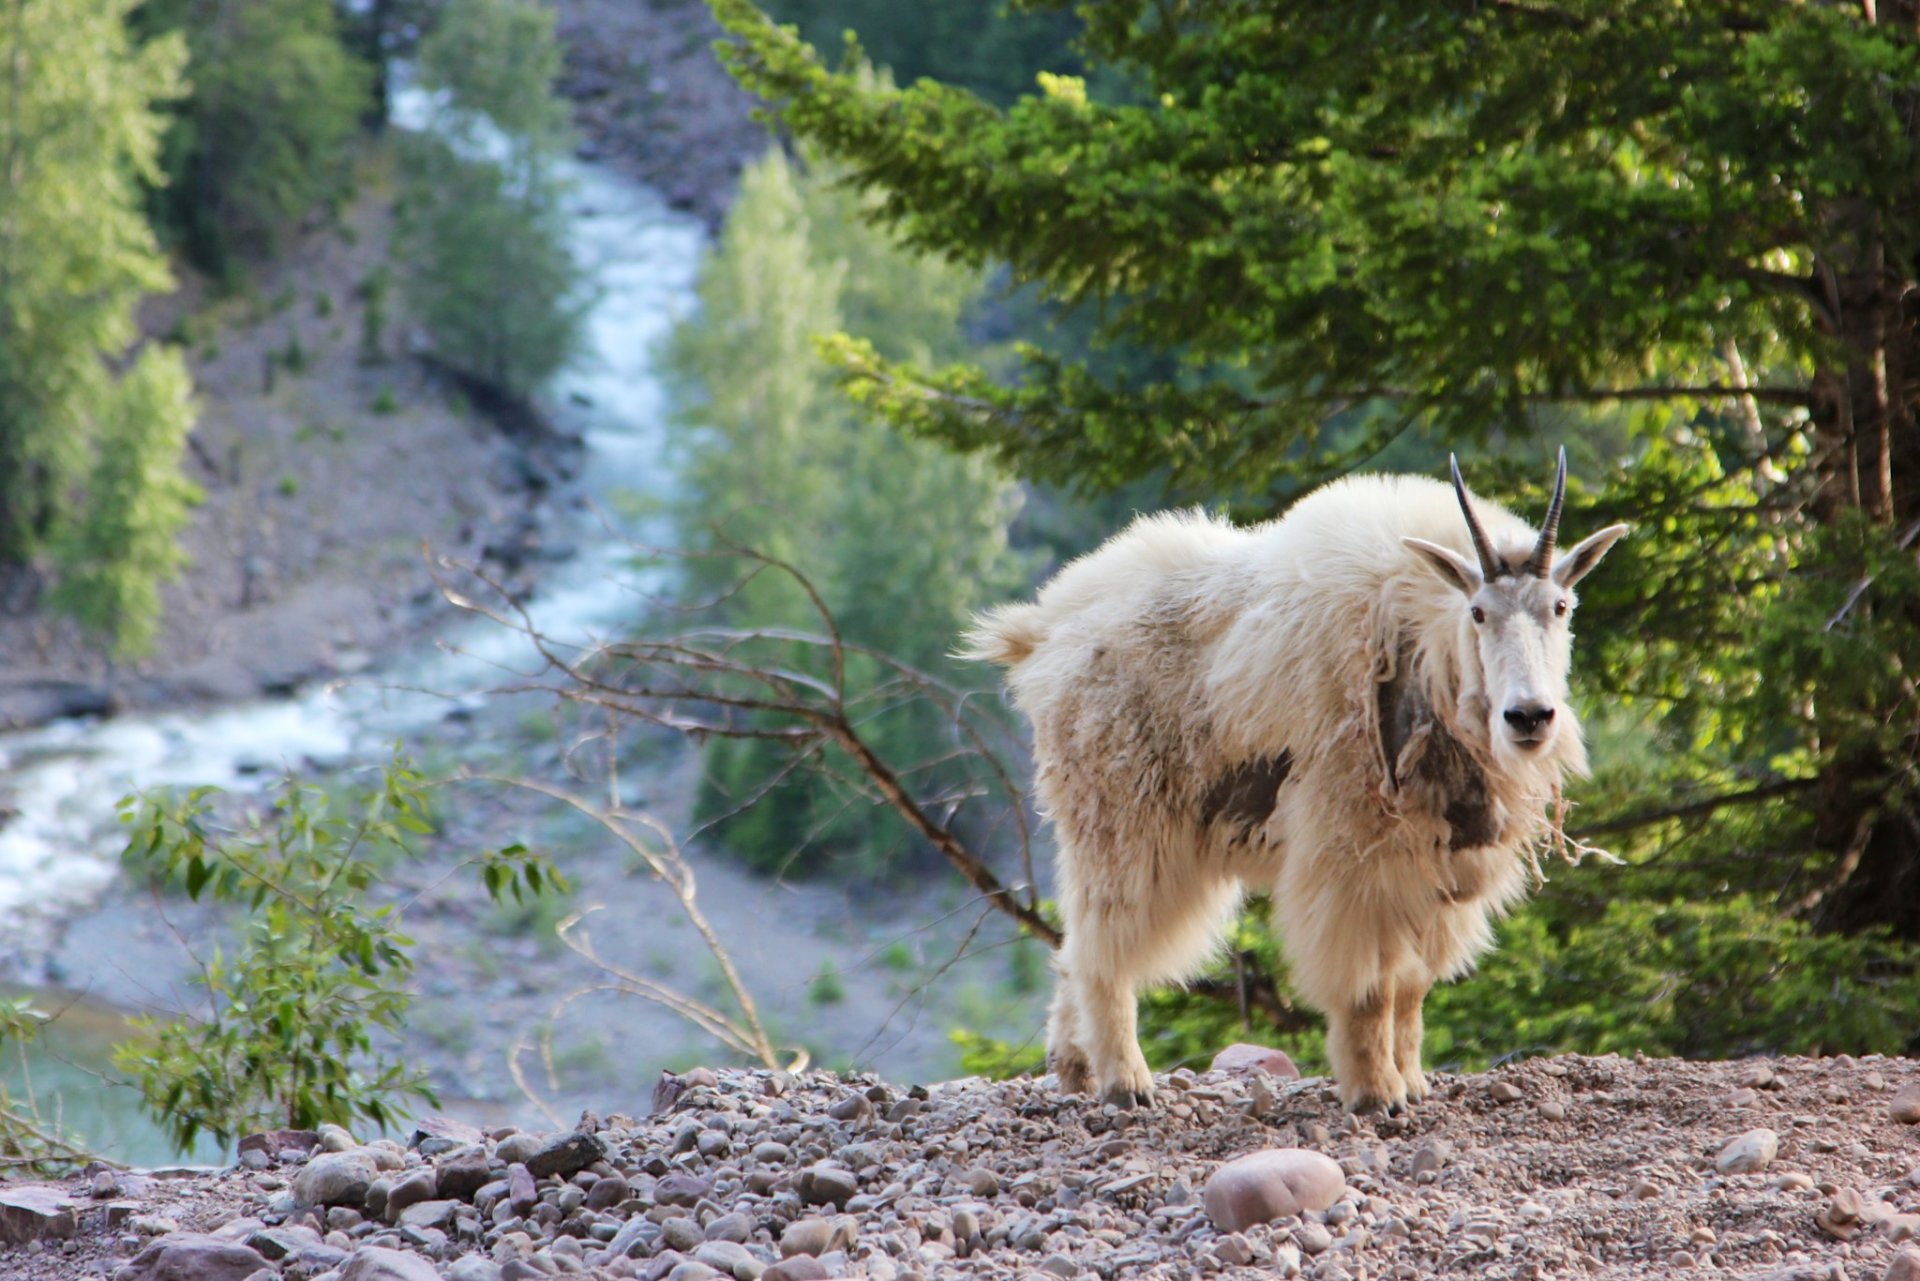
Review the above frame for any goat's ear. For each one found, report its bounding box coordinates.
[1552,523,1630,588]
[1403,537,1482,596]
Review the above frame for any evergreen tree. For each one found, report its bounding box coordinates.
[709,0,1920,946]
[0,0,199,655]
[665,145,1031,877]
[142,0,370,276]
[397,0,583,400]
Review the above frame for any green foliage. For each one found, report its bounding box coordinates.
[396,0,585,399]
[667,142,1033,879]
[712,0,1920,1056]
[142,0,371,275]
[808,964,847,1006]
[113,755,566,1152]
[760,0,1088,108]
[0,0,199,655]
[46,355,203,657]
[0,998,88,1172]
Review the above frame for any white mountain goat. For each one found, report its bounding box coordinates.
[965,452,1628,1112]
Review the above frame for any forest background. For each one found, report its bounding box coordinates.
[3,0,1919,1163]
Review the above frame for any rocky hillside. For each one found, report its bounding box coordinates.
[3,1054,1918,1281]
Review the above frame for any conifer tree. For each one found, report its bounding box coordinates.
[0,0,199,655]
[709,0,1920,939]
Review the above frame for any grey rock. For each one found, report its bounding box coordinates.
[1715,1128,1780,1175]
[339,1244,445,1280]
[761,1260,830,1281]
[654,1173,713,1207]
[965,1167,1000,1198]
[665,1264,724,1281]
[449,1257,505,1281]
[410,1115,484,1156]
[111,1233,271,1281]
[396,1199,458,1230]
[0,1185,76,1244]
[507,1163,539,1216]
[317,1124,357,1153]
[780,1217,833,1258]
[364,1175,393,1222]
[495,1132,545,1165]
[1411,1139,1453,1177]
[237,1129,320,1165]
[437,1148,493,1203]
[1295,1221,1334,1255]
[526,1130,608,1179]
[1893,1085,1920,1125]
[1202,1148,1345,1232]
[383,1168,438,1221]
[294,1151,380,1208]
[693,1240,754,1274]
[584,1173,630,1210]
[662,1216,706,1251]
[704,1211,752,1243]
[245,1224,323,1261]
[1887,1250,1920,1281]
[797,1163,858,1208]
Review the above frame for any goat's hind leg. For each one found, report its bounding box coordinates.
[1056,868,1242,1109]
[1045,970,1093,1095]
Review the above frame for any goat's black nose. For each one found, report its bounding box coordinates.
[1504,704,1555,736]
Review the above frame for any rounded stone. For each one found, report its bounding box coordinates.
[1201,1148,1345,1232]
[1208,1044,1301,1079]
[780,1217,834,1258]
[1714,1129,1779,1175]
[293,1152,380,1209]
[1891,1085,1920,1126]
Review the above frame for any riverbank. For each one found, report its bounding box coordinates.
[4,1054,1919,1281]
[0,146,578,732]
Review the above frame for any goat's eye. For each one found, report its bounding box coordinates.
[1470,606,1486,624]
[1554,599,1569,618]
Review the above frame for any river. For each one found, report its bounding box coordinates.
[0,145,708,1165]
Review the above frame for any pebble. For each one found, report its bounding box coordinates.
[1714,1128,1779,1174]
[1489,1081,1523,1103]
[1203,1148,1346,1232]
[1891,1085,1920,1126]
[1539,1100,1566,1121]
[1295,1221,1334,1255]
[1886,1249,1920,1281]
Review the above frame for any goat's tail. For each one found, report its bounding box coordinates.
[957,602,1048,667]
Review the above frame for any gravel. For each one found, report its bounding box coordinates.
[4,1052,1919,1280]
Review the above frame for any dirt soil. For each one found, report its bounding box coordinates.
[2,1055,1918,1280]
[0,155,575,728]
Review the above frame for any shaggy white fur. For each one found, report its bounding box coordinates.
[967,466,1627,1111]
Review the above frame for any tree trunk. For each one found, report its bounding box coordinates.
[1800,233,1920,939]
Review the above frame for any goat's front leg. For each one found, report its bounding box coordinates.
[1391,974,1432,1102]
[1326,980,1406,1114]
[1070,968,1155,1108]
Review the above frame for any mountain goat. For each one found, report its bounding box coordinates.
[966,453,1628,1112]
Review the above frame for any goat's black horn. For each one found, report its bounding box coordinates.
[1526,447,1568,579]
[1449,454,1504,580]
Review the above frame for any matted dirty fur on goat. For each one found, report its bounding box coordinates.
[966,457,1628,1112]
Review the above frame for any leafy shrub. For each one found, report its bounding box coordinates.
[113,755,564,1152]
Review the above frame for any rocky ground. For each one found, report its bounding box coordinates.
[551,0,768,226]
[2,1055,1918,1281]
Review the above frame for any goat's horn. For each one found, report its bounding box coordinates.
[1449,454,1504,580]
[1526,447,1568,579]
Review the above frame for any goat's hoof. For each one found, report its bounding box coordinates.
[1100,1083,1155,1110]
